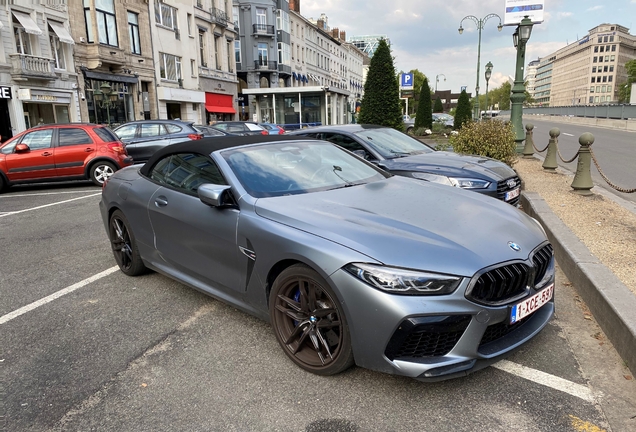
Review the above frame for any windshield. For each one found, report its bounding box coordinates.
[353,128,434,158]
[222,141,389,198]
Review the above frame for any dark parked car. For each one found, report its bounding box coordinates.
[113,120,203,163]
[0,123,132,192]
[258,122,286,135]
[100,135,554,381]
[289,124,521,206]
[211,121,268,136]
[193,125,237,137]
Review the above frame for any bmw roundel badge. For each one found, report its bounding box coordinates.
[508,242,521,252]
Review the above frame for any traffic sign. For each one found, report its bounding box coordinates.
[400,73,414,89]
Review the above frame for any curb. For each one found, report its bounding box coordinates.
[521,191,636,372]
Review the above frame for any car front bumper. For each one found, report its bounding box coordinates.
[329,269,554,381]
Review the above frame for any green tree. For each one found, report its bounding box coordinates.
[414,78,433,129]
[433,97,443,113]
[359,39,403,130]
[454,89,472,129]
[617,59,636,102]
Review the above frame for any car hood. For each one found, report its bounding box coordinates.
[254,176,545,277]
[381,151,516,181]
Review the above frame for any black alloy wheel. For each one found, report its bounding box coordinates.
[109,209,146,276]
[270,264,354,375]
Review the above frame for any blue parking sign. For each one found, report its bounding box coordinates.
[400,73,414,89]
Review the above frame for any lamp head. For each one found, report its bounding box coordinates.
[512,30,519,48]
[497,23,503,32]
[519,16,533,43]
[458,26,463,35]
[485,61,493,81]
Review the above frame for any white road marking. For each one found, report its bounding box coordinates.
[493,359,596,403]
[0,193,101,218]
[0,266,119,325]
[562,132,575,137]
[0,190,99,198]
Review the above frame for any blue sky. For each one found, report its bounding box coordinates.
[302,0,636,94]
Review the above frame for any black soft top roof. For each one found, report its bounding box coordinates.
[138,135,312,176]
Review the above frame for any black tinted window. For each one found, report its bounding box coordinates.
[93,127,119,143]
[149,153,226,194]
[322,133,366,153]
[58,128,93,146]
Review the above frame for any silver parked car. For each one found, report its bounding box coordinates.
[100,135,554,381]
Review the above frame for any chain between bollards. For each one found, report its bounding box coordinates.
[542,128,559,170]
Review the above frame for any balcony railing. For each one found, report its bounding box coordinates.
[278,64,292,74]
[211,7,229,26]
[254,60,277,71]
[9,53,57,81]
[253,24,275,35]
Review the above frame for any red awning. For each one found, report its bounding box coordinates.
[205,93,236,114]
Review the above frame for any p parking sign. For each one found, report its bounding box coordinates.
[400,73,414,89]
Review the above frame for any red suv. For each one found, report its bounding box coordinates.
[0,123,132,192]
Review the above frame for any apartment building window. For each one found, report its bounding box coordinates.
[235,40,241,63]
[608,76,613,82]
[257,42,268,65]
[602,76,607,83]
[609,65,614,72]
[233,6,239,27]
[610,55,615,61]
[277,42,290,65]
[598,57,602,63]
[609,36,614,42]
[276,10,290,33]
[291,42,294,60]
[191,59,196,76]
[596,85,600,93]
[590,86,594,93]
[601,85,606,93]
[592,66,596,73]
[599,46,604,52]
[49,23,71,69]
[160,53,182,81]
[611,45,616,52]
[296,45,299,62]
[14,26,33,55]
[227,40,232,72]
[591,77,595,83]
[256,8,266,26]
[94,0,118,46]
[215,35,221,70]
[128,12,141,55]
[198,30,207,67]
[196,0,203,8]
[83,0,95,42]
[607,85,612,93]
[156,1,178,31]
[597,37,601,43]
[187,14,192,36]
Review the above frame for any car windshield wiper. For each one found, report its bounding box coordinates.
[388,150,411,159]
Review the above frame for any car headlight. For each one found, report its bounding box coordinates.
[411,172,490,189]
[344,263,462,295]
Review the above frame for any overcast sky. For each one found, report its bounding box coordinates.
[301,0,636,94]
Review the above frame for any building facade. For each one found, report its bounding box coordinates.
[525,59,540,104]
[1,0,80,139]
[534,23,636,106]
[150,0,238,124]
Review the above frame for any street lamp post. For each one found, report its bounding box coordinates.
[435,73,446,92]
[484,61,493,119]
[510,16,534,152]
[459,13,503,121]
[93,82,117,126]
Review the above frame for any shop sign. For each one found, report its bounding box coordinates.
[0,87,12,99]
[17,89,71,104]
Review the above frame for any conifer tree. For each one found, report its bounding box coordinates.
[433,97,443,113]
[454,89,472,129]
[358,39,403,130]
[414,78,433,129]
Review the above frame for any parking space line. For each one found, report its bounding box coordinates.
[0,193,101,218]
[0,266,119,325]
[0,190,100,198]
[493,360,596,403]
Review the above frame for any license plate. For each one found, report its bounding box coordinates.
[505,187,520,201]
[510,284,554,324]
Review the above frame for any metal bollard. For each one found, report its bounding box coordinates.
[522,123,535,158]
[571,132,595,195]
[542,128,559,170]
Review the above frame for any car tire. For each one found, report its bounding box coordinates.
[406,127,414,134]
[0,175,5,193]
[270,264,354,375]
[90,161,116,186]
[109,209,147,276]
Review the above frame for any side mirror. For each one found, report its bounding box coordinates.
[198,183,233,208]
[15,143,30,153]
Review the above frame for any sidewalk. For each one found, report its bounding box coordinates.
[514,157,636,373]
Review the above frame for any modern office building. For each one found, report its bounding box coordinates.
[533,24,636,106]
[0,0,80,138]
[525,59,540,103]
[347,35,389,58]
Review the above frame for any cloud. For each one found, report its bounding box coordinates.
[586,6,603,12]
[557,12,573,18]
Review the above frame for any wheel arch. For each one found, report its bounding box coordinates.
[85,157,120,179]
[265,259,305,307]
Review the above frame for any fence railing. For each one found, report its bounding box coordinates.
[501,104,636,120]
[522,124,636,195]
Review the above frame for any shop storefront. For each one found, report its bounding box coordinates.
[83,70,140,127]
[0,86,13,143]
[242,86,350,127]
[156,87,205,123]
[16,88,73,129]
[205,93,236,124]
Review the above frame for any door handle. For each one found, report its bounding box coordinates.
[85,147,94,152]
[155,196,168,207]
[42,152,53,156]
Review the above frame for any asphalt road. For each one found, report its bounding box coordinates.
[520,117,635,204]
[1,183,635,432]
